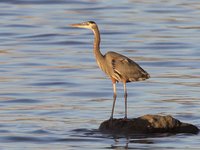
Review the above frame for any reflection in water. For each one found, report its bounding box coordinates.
[0,0,199,149]
[71,128,178,149]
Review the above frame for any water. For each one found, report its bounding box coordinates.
[0,0,200,149]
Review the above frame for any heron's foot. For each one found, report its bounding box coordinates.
[109,117,113,127]
[123,116,128,121]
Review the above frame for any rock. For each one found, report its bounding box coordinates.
[99,114,199,134]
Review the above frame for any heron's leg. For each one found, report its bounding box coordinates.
[110,82,117,120]
[123,83,128,119]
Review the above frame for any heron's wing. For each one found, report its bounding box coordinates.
[106,51,149,82]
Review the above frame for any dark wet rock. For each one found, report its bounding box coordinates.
[99,114,199,134]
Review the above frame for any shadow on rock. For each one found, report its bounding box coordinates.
[99,114,199,135]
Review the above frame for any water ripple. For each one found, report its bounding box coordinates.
[0,99,41,104]
[0,0,200,149]
[31,81,76,86]
[0,0,83,5]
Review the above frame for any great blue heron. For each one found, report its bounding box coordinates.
[71,21,150,119]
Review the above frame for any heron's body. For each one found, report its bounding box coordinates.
[100,51,149,83]
[71,21,150,119]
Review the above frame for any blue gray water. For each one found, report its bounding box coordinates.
[0,0,200,149]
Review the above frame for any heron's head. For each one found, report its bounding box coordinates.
[70,21,97,30]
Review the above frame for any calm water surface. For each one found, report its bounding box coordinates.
[0,0,200,149]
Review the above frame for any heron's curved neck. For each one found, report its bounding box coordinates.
[92,26,104,62]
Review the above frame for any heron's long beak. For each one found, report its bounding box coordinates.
[70,22,90,29]
[70,23,82,28]
[70,24,80,27]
